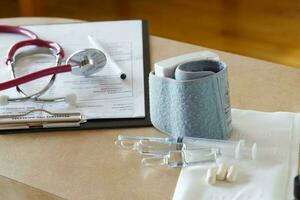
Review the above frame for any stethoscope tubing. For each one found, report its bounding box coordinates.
[0,64,72,91]
[0,25,67,91]
[0,25,69,103]
[0,25,105,105]
[6,39,64,65]
[0,25,38,39]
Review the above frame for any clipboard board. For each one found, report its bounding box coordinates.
[0,20,151,133]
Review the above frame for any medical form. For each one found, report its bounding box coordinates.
[0,21,146,120]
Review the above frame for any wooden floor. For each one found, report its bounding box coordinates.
[1,0,300,68]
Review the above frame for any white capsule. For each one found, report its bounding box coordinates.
[206,167,217,185]
[216,163,228,181]
[226,165,238,182]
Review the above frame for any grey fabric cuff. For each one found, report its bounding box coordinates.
[149,59,232,139]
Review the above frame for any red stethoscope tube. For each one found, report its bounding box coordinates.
[0,25,38,39]
[0,64,72,91]
[0,25,67,91]
[5,38,65,65]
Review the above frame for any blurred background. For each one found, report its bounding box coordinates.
[1,0,300,68]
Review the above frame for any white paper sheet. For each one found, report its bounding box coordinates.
[0,21,145,119]
[173,109,300,200]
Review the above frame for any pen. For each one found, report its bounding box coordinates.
[87,35,127,80]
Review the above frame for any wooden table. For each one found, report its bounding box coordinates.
[0,17,299,200]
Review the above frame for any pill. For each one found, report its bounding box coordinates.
[216,163,228,181]
[226,165,238,182]
[206,167,217,185]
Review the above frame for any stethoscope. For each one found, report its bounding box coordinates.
[0,25,107,106]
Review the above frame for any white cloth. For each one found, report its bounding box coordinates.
[173,109,300,200]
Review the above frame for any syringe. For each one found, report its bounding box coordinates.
[115,135,257,160]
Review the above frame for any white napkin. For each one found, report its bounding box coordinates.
[173,109,300,200]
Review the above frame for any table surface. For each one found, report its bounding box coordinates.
[0,17,299,200]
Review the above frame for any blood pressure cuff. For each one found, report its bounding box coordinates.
[149,59,232,139]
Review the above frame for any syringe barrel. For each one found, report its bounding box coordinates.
[182,137,255,160]
[182,136,243,149]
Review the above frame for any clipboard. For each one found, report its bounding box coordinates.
[0,20,151,133]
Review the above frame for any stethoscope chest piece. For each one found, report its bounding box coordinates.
[67,48,107,76]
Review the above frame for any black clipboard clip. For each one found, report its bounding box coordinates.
[0,109,86,130]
